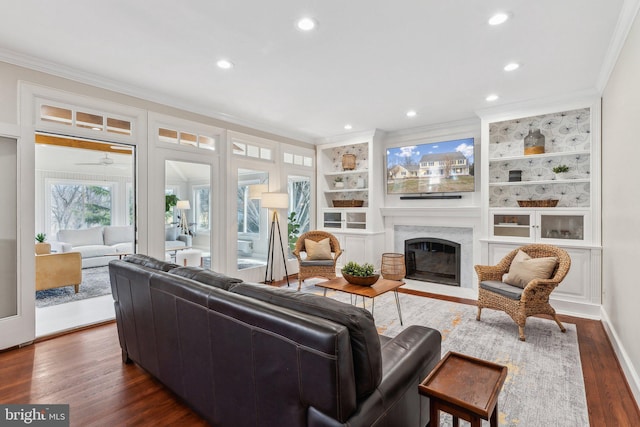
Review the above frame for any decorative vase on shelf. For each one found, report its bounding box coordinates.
[524,128,545,155]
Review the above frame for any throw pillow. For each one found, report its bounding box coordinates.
[165,225,178,241]
[504,250,557,288]
[305,238,332,260]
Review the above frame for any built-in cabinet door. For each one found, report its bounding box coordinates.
[490,211,533,242]
[322,209,367,230]
[490,209,590,244]
[340,235,367,267]
[487,242,600,309]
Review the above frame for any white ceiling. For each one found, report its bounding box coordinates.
[0,1,630,142]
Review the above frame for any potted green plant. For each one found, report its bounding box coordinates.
[552,164,570,179]
[35,233,51,255]
[165,194,179,224]
[334,176,345,189]
[552,165,569,174]
[341,261,379,286]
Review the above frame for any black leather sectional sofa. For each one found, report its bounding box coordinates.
[109,254,441,427]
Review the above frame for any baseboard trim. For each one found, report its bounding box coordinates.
[551,298,602,320]
[601,306,640,406]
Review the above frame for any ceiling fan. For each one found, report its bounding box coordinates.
[75,153,129,168]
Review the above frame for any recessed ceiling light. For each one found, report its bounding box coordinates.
[486,94,499,102]
[488,13,509,26]
[406,110,417,118]
[216,59,234,69]
[504,62,520,71]
[296,17,317,31]
[344,124,353,130]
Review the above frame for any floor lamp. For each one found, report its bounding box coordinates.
[261,192,290,286]
[176,200,191,235]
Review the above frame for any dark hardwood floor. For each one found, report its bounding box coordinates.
[0,290,638,427]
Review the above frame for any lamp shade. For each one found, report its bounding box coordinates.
[261,192,289,209]
[176,200,191,210]
[248,184,268,199]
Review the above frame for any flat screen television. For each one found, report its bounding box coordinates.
[386,137,475,194]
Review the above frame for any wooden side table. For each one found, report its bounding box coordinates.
[419,351,507,427]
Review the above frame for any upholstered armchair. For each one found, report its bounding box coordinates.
[474,244,571,341]
[36,252,82,293]
[293,230,343,291]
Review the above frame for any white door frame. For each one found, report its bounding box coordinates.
[0,121,35,350]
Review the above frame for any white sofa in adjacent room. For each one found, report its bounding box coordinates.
[52,226,134,268]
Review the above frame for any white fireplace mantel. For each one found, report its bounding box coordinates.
[380,206,481,219]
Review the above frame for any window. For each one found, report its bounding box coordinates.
[159,127,216,151]
[287,175,311,257]
[49,181,113,235]
[39,103,133,136]
[237,184,261,234]
[193,185,210,231]
[231,134,273,161]
[283,151,313,168]
[126,183,135,226]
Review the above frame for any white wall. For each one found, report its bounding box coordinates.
[602,8,640,401]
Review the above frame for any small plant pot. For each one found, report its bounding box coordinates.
[334,182,345,189]
[341,272,380,286]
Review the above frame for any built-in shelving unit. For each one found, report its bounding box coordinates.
[479,99,602,317]
[316,130,386,267]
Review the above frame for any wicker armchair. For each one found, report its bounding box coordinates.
[293,230,343,291]
[475,244,571,341]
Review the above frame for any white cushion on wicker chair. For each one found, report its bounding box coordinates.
[305,238,332,260]
[504,250,557,288]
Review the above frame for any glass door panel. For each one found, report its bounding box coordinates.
[237,169,268,270]
[166,160,211,267]
[492,213,531,239]
[540,214,584,240]
[0,137,17,320]
[287,175,311,257]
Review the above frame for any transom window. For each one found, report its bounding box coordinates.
[158,127,216,151]
[39,103,133,136]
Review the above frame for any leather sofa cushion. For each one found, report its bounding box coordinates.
[480,280,523,300]
[168,266,242,291]
[230,282,382,399]
[122,253,179,272]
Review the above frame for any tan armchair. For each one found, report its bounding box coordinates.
[36,252,82,293]
[475,244,571,341]
[293,230,343,291]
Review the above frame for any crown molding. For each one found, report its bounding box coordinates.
[596,0,640,93]
[0,48,315,144]
[474,89,600,122]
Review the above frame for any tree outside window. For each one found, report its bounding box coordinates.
[193,186,210,231]
[50,182,112,234]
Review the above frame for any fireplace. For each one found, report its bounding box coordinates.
[404,238,461,286]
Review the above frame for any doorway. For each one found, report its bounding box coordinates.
[34,134,135,337]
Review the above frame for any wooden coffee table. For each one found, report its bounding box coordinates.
[419,351,508,427]
[315,277,404,325]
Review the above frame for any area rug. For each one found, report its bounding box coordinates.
[36,266,111,308]
[300,280,589,427]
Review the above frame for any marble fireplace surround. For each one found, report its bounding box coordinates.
[381,207,482,292]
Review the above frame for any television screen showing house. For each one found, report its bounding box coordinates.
[386,137,475,194]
